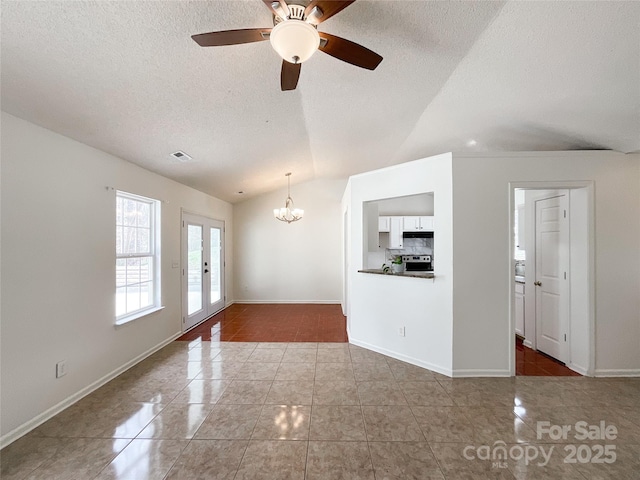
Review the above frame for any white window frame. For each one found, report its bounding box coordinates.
[115,190,162,325]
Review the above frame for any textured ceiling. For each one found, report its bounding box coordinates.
[2,0,639,203]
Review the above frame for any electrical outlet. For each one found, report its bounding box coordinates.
[398,326,405,337]
[56,361,67,378]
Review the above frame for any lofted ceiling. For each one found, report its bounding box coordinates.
[2,0,639,203]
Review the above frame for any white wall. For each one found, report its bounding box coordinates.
[451,152,640,376]
[232,178,346,303]
[0,113,233,445]
[376,193,434,216]
[346,153,454,376]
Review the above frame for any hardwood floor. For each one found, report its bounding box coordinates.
[515,336,581,376]
[176,303,348,343]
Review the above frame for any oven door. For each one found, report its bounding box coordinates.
[405,262,431,272]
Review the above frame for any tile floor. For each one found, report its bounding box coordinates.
[176,304,348,343]
[515,337,582,376]
[2,340,640,479]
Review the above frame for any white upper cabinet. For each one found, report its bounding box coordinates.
[389,216,404,248]
[378,216,390,232]
[403,216,434,232]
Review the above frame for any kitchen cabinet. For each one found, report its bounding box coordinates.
[515,282,525,336]
[378,216,390,232]
[389,216,403,248]
[403,216,434,232]
[516,205,525,250]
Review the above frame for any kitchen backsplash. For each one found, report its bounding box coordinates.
[387,236,433,258]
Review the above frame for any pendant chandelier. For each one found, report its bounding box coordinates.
[274,173,304,223]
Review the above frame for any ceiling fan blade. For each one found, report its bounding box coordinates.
[318,32,382,70]
[305,1,355,24]
[262,0,289,18]
[281,61,301,91]
[192,28,271,47]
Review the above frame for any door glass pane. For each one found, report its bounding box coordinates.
[210,227,221,303]
[188,224,203,315]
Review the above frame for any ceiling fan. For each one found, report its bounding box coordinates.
[192,0,383,91]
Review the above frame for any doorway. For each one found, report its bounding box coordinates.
[182,212,225,331]
[510,183,594,376]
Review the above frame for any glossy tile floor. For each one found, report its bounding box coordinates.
[3,341,640,479]
[176,304,348,343]
[515,337,582,376]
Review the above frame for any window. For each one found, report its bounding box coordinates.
[116,191,161,323]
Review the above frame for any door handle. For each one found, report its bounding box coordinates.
[534,281,542,286]
[204,269,209,274]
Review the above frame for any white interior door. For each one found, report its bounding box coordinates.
[182,213,225,331]
[534,195,568,362]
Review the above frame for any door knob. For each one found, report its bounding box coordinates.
[534,281,542,286]
[204,269,209,273]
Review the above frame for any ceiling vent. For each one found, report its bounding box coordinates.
[171,151,193,162]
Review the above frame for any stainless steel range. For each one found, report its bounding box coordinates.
[402,255,433,272]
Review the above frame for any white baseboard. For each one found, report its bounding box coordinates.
[523,339,534,349]
[451,369,512,378]
[348,337,453,377]
[593,369,640,377]
[0,332,182,449]
[567,363,589,376]
[234,300,341,304]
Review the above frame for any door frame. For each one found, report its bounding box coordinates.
[508,181,595,376]
[181,210,226,332]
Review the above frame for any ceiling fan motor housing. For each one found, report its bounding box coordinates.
[287,4,306,20]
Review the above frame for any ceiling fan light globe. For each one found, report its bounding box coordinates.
[270,20,320,64]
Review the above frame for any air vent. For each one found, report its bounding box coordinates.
[171,151,193,162]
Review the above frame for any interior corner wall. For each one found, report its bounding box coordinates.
[451,152,640,376]
[232,178,347,303]
[347,153,454,375]
[0,112,233,445]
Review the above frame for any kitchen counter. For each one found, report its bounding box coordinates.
[358,269,435,279]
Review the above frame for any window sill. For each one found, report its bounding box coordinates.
[115,306,165,327]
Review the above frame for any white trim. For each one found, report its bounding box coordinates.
[236,300,341,304]
[452,369,512,378]
[567,363,589,376]
[523,339,534,349]
[0,332,181,449]
[115,305,165,326]
[348,337,453,377]
[593,369,640,377]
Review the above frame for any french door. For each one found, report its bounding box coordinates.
[182,213,225,331]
